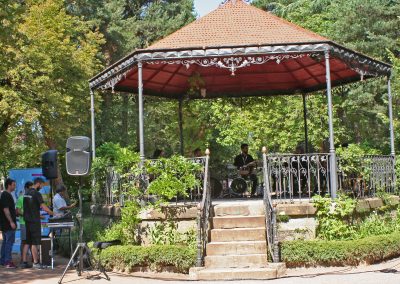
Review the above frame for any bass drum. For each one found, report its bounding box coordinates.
[210,177,223,199]
[230,177,248,194]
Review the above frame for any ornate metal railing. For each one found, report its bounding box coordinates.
[105,167,120,205]
[262,147,279,262]
[101,156,208,205]
[364,155,396,194]
[266,153,332,202]
[264,152,396,202]
[339,155,396,197]
[196,149,212,267]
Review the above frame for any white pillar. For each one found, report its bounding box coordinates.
[325,50,338,198]
[90,89,96,159]
[138,61,145,162]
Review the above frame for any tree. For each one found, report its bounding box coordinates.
[0,0,104,171]
[252,0,400,153]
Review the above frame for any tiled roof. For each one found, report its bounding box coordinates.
[146,0,327,50]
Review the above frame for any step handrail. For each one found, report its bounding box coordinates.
[262,147,279,262]
[196,149,212,267]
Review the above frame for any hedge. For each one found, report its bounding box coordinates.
[95,244,196,273]
[281,231,400,267]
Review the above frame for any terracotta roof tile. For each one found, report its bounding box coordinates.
[146,0,327,50]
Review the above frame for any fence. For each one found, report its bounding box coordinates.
[264,153,396,202]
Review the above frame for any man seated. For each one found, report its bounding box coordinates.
[233,143,258,197]
[53,184,76,217]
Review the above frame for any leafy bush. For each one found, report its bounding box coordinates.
[97,245,196,273]
[336,144,380,177]
[91,142,140,203]
[145,155,202,201]
[148,221,196,248]
[313,194,357,240]
[281,231,400,267]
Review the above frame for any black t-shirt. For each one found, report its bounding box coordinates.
[23,188,44,223]
[234,153,255,169]
[0,191,17,231]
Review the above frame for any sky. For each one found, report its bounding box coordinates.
[194,0,253,17]
[194,0,224,17]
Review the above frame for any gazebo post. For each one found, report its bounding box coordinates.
[302,93,309,153]
[138,61,145,163]
[178,99,184,156]
[324,50,338,198]
[90,89,96,159]
[387,77,395,156]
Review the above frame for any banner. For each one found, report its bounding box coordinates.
[8,168,52,253]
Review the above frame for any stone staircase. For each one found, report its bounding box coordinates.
[190,200,286,280]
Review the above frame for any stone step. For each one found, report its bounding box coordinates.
[205,254,268,268]
[211,227,266,242]
[212,215,265,229]
[207,241,266,255]
[213,201,265,216]
[193,267,278,280]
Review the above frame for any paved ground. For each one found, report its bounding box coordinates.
[2,254,400,284]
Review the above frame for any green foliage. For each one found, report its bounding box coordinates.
[355,211,400,239]
[146,155,202,201]
[91,142,140,202]
[252,0,400,155]
[313,194,400,241]
[98,244,196,273]
[148,222,196,248]
[277,214,290,223]
[313,194,357,240]
[281,231,400,267]
[0,0,103,178]
[337,144,380,176]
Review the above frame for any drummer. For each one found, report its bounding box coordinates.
[233,143,258,197]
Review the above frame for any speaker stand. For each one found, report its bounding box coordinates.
[58,179,109,283]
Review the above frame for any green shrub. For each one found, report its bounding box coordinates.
[277,214,290,223]
[148,221,196,248]
[281,231,400,267]
[313,194,357,240]
[97,244,196,273]
[145,155,202,202]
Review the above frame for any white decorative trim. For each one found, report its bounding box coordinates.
[147,54,317,76]
[89,43,391,90]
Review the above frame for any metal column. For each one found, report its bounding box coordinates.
[388,78,395,156]
[178,99,184,156]
[325,50,338,198]
[90,89,96,159]
[302,93,309,153]
[138,61,145,162]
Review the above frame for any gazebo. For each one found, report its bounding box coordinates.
[89,0,394,200]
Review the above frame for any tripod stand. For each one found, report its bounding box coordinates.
[58,179,109,284]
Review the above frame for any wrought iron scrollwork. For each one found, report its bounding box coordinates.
[262,148,279,262]
[196,151,212,267]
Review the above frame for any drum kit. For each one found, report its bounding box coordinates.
[210,161,264,198]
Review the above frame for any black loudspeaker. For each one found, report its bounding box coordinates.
[42,150,58,179]
[66,136,91,176]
